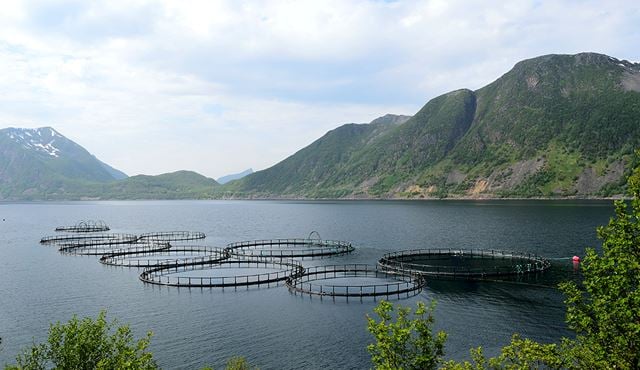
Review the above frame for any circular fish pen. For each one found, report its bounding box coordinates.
[41,233,138,247]
[55,220,110,233]
[139,257,303,288]
[226,237,353,259]
[378,249,551,279]
[286,264,424,300]
[100,245,226,268]
[56,234,140,255]
[138,231,206,242]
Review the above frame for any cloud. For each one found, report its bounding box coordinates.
[0,0,638,178]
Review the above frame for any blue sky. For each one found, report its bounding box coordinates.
[0,0,638,178]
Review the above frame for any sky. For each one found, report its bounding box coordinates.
[0,1,638,179]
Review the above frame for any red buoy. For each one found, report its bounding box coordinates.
[572,255,580,263]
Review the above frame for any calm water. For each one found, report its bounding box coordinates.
[0,200,613,369]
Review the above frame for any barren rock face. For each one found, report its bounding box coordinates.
[574,160,625,194]
[446,170,467,185]
[622,71,640,92]
[484,158,546,191]
[468,179,489,195]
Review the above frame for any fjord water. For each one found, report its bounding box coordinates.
[0,200,613,369]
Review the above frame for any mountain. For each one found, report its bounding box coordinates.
[217,168,254,184]
[224,114,411,197]
[224,53,640,198]
[0,127,219,200]
[88,171,220,200]
[98,160,128,180]
[0,127,127,199]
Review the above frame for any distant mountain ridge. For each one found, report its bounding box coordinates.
[217,168,254,184]
[89,170,220,200]
[224,53,640,198]
[0,127,219,200]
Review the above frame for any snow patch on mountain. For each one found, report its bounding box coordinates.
[4,127,62,157]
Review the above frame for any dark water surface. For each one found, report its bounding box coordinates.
[0,200,613,369]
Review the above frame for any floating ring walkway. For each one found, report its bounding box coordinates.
[41,233,138,246]
[55,220,110,233]
[286,264,424,299]
[100,245,226,268]
[139,257,303,288]
[138,231,206,242]
[226,238,353,259]
[378,248,551,278]
[55,234,140,255]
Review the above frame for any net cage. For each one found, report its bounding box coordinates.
[100,245,226,268]
[139,257,303,288]
[54,220,110,233]
[41,233,139,250]
[378,248,551,279]
[286,264,425,300]
[40,233,137,246]
[226,237,353,259]
[138,231,206,242]
[56,235,142,255]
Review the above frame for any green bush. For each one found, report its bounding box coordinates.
[367,301,447,370]
[5,311,156,370]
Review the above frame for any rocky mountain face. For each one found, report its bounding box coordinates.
[225,53,640,198]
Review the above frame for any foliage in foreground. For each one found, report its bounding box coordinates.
[557,163,640,368]
[5,311,156,370]
[366,300,447,370]
[5,313,258,370]
[223,356,256,370]
[368,164,640,369]
[201,356,257,370]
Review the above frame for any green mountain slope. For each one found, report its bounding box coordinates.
[225,114,410,197]
[224,53,640,198]
[85,171,220,200]
[5,170,221,201]
[98,160,128,180]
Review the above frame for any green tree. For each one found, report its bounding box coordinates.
[440,335,570,370]
[201,356,257,370]
[5,311,157,370]
[366,300,447,370]
[224,356,256,370]
[556,164,640,369]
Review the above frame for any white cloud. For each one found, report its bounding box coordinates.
[0,0,638,178]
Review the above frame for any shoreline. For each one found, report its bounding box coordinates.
[0,195,626,202]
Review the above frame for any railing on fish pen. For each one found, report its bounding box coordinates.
[378,248,551,278]
[100,245,226,268]
[55,220,110,233]
[226,238,354,259]
[139,257,303,288]
[138,231,206,242]
[286,264,424,300]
